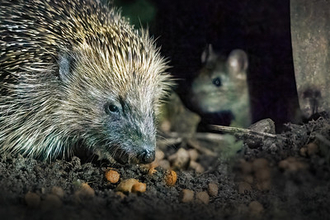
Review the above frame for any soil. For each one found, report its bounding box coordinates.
[1,112,330,220]
[1,1,328,220]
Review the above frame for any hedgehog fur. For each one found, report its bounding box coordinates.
[0,0,171,164]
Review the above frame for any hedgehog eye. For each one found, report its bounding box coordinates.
[105,103,120,115]
[212,77,222,87]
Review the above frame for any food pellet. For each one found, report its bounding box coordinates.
[116,179,139,193]
[165,170,177,186]
[131,182,147,193]
[105,169,120,184]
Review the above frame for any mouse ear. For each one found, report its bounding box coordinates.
[227,49,248,75]
[201,44,214,64]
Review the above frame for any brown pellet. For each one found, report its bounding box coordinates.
[105,169,120,184]
[165,170,177,186]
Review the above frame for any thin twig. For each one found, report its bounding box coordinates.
[209,124,278,140]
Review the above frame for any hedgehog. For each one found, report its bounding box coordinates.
[0,0,171,164]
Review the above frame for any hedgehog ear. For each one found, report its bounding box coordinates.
[58,54,73,83]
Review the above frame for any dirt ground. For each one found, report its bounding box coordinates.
[1,1,327,219]
[1,104,330,220]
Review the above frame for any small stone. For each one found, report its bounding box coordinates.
[155,150,165,160]
[188,149,199,161]
[158,159,171,170]
[170,148,190,169]
[189,160,205,173]
[179,189,194,203]
[195,191,209,204]
[207,183,218,197]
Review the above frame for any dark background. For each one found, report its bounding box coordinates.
[114,0,301,131]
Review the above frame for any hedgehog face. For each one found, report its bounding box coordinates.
[58,40,169,164]
[99,96,157,164]
[0,0,172,162]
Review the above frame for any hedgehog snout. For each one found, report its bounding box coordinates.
[136,148,155,164]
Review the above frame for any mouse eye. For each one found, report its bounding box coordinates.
[105,103,120,115]
[212,77,222,87]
